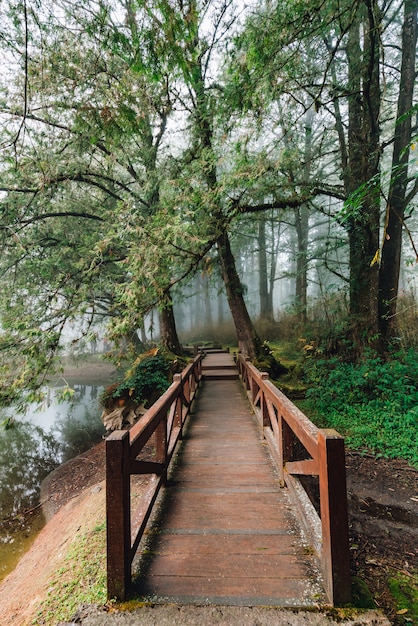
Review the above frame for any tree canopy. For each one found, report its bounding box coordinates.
[0,0,417,405]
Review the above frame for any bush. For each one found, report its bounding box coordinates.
[302,349,418,466]
[103,354,171,408]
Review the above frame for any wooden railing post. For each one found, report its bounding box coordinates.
[173,373,183,433]
[278,416,294,485]
[106,430,131,600]
[244,357,251,390]
[155,414,168,483]
[318,429,351,605]
[183,371,191,407]
[260,372,269,428]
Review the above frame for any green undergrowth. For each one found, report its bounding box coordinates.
[388,571,418,625]
[301,349,418,467]
[33,522,108,625]
[101,349,187,410]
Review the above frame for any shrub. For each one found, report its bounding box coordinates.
[302,349,418,466]
[103,354,171,408]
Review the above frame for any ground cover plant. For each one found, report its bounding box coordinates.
[295,343,418,624]
[34,520,107,625]
[301,348,418,468]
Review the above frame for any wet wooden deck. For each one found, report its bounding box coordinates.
[134,352,326,606]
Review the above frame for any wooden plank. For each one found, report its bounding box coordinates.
[147,553,313,578]
[133,367,327,606]
[150,532,298,556]
[137,575,324,606]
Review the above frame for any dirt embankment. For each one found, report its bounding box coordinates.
[0,443,416,625]
[0,475,106,625]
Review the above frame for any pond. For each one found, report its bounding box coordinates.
[0,382,108,583]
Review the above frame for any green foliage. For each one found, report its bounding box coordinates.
[337,174,381,226]
[254,343,289,379]
[110,354,171,405]
[303,350,418,466]
[388,572,418,625]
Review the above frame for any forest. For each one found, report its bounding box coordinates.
[0,0,417,428]
[0,1,417,622]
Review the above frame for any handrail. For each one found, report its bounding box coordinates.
[236,354,351,606]
[106,353,203,600]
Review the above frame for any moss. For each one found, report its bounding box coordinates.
[388,572,418,625]
[350,576,376,609]
[254,343,289,380]
[33,520,108,625]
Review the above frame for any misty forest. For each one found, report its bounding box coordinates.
[0,0,418,620]
[1,0,417,452]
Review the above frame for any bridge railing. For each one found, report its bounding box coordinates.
[106,354,203,600]
[236,354,351,606]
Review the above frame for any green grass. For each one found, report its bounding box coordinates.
[33,521,108,625]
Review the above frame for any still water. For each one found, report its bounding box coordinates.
[0,383,106,583]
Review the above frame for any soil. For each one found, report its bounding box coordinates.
[345,452,418,622]
[0,354,416,625]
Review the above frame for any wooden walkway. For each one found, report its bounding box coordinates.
[133,352,326,606]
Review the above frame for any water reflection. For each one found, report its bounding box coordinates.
[0,422,60,518]
[0,384,105,583]
[52,385,105,462]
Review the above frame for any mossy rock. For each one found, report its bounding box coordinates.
[350,576,376,609]
[255,344,289,380]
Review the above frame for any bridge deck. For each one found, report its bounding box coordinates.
[134,352,326,606]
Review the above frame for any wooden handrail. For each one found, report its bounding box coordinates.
[106,354,203,600]
[236,354,351,606]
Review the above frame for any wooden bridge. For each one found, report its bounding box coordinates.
[106,350,351,607]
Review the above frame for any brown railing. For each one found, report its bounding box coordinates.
[106,354,203,600]
[236,354,351,606]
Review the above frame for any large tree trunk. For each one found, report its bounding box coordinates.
[217,231,261,359]
[294,205,309,324]
[258,217,273,319]
[294,108,314,324]
[378,0,418,345]
[178,1,260,358]
[202,272,214,332]
[346,1,381,349]
[159,292,183,355]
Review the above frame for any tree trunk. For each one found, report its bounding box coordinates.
[179,2,260,358]
[159,292,183,355]
[258,217,273,319]
[294,205,309,324]
[294,108,314,324]
[217,231,261,359]
[218,289,224,325]
[378,0,418,345]
[346,1,381,349]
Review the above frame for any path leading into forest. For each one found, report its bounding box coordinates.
[133,351,325,606]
